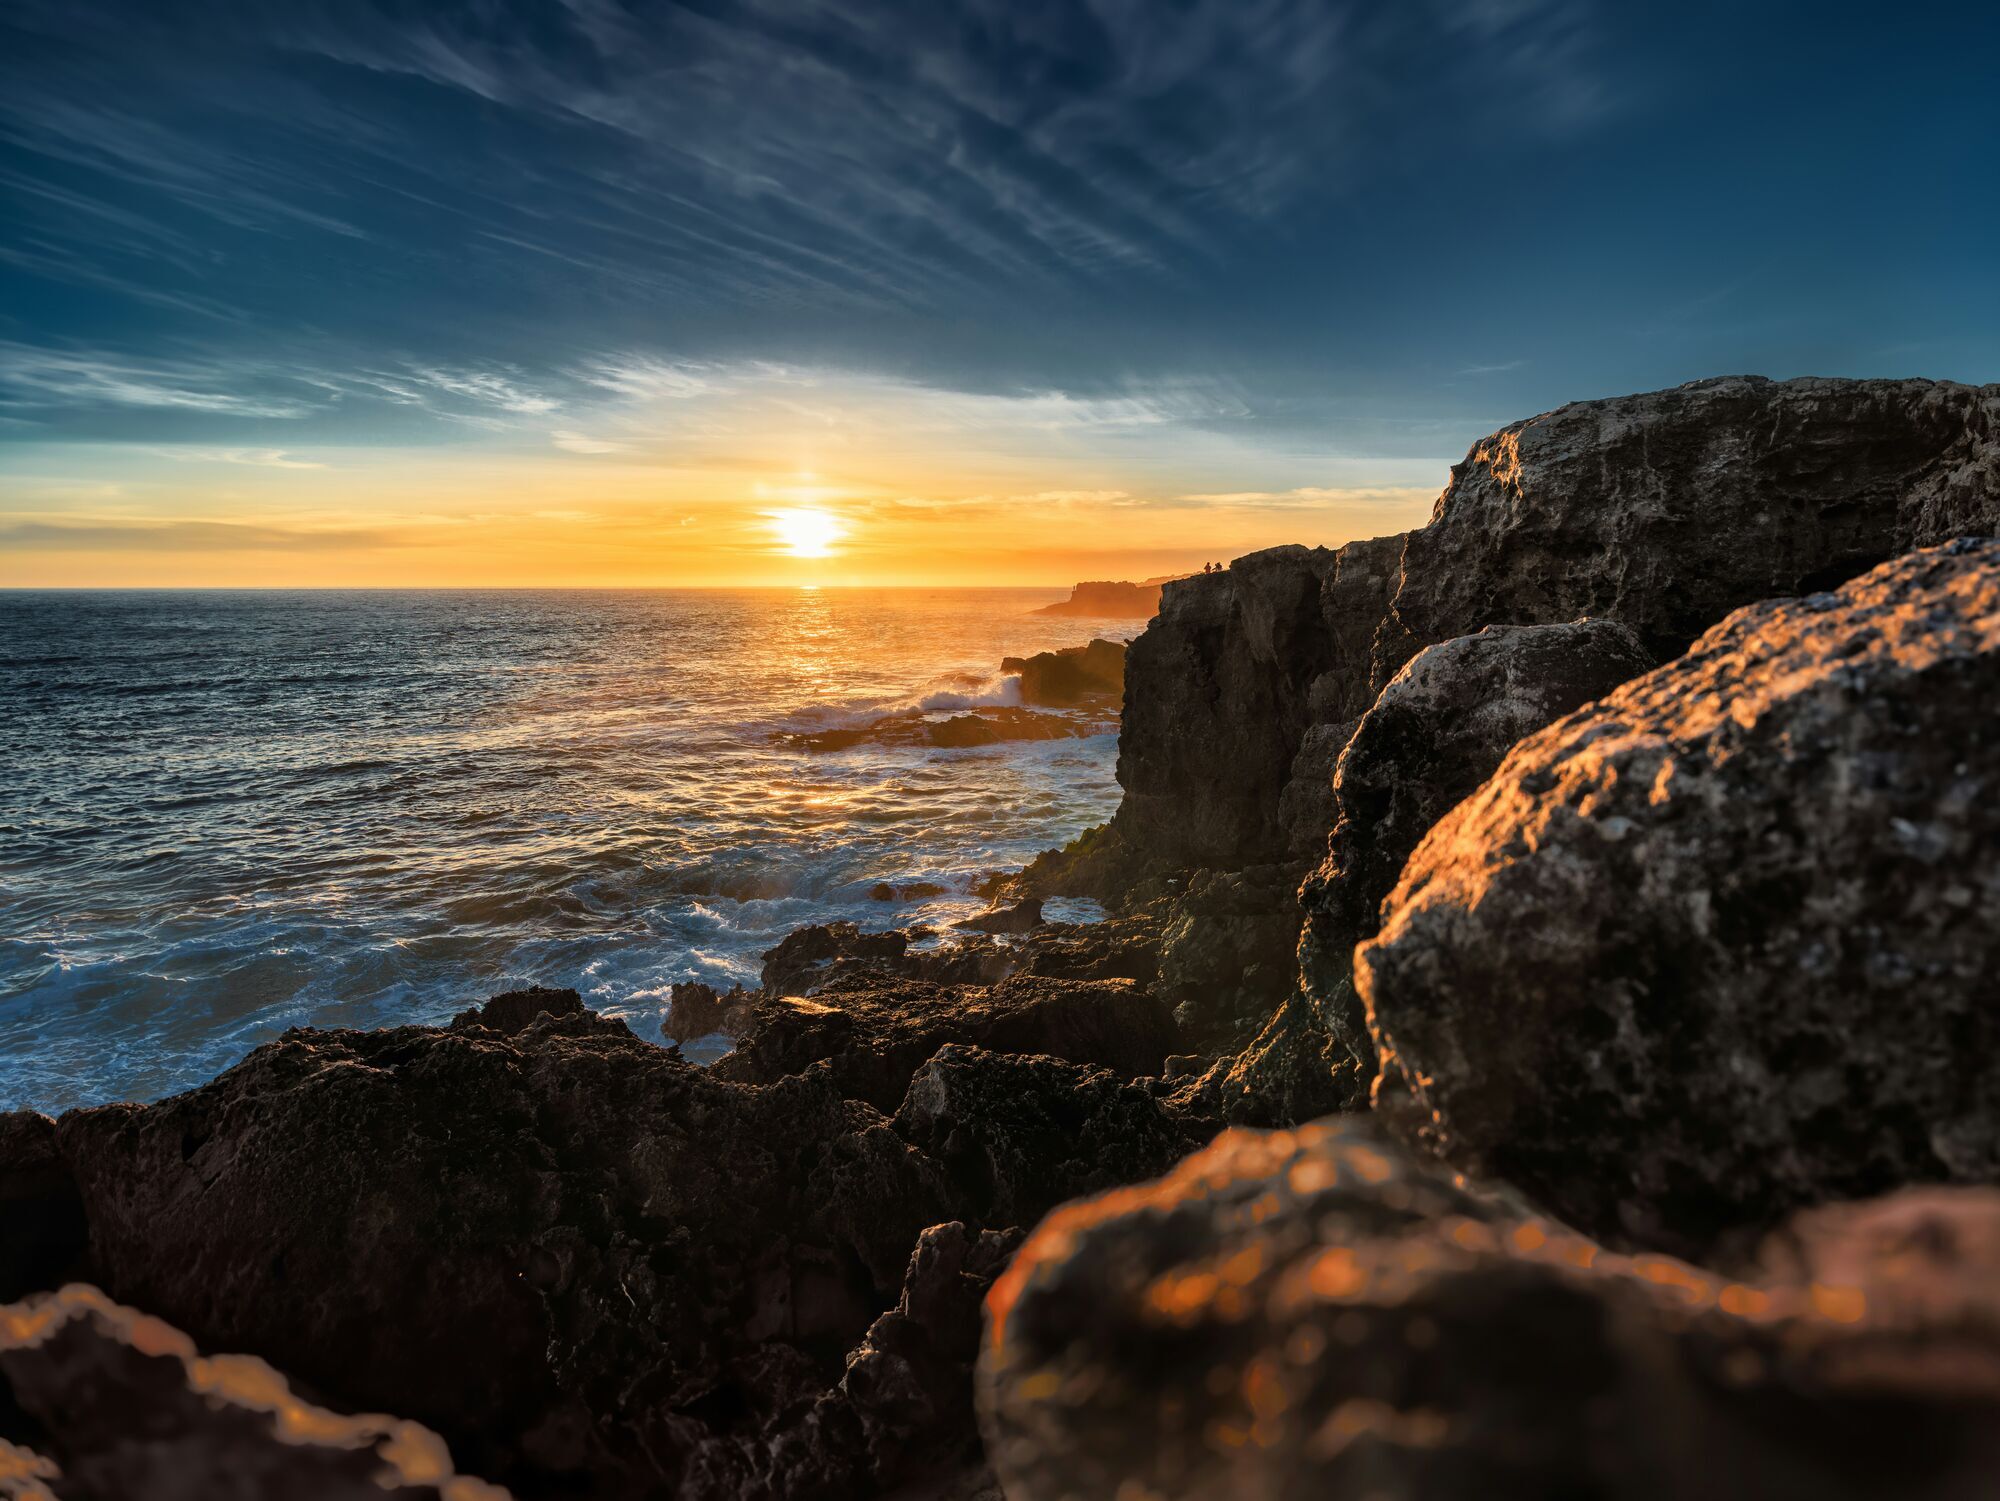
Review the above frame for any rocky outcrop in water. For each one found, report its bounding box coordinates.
[980,1118,2000,1501]
[1001,639,1126,707]
[1358,539,2000,1252]
[1298,618,1653,1072]
[0,1284,508,1500]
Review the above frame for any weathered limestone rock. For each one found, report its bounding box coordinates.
[1375,375,2000,686]
[1358,540,2000,1251]
[1298,619,1652,1071]
[710,974,1175,1113]
[0,1284,508,1500]
[980,1118,2000,1501]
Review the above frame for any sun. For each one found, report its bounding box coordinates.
[766,508,843,559]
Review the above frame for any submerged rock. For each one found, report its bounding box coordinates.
[0,1283,508,1500]
[1298,618,1652,1072]
[710,973,1174,1113]
[980,1118,2000,1501]
[1359,540,2000,1252]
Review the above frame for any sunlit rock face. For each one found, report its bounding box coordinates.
[1297,618,1654,1075]
[1374,375,2000,684]
[0,1283,508,1500]
[1359,539,2000,1253]
[979,1118,2000,1501]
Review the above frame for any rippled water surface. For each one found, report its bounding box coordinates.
[0,588,1131,1111]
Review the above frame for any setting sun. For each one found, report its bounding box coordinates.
[767,508,844,559]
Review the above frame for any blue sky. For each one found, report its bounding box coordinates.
[2,0,1996,583]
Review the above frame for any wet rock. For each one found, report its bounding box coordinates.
[1375,375,2000,686]
[448,984,586,1035]
[0,1283,509,1500]
[1298,619,1652,1072]
[784,707,1101,754]
[0,1114,85,1302]
[980,1118,2000,1501]
[950,897,1044,934]
[896,1046,1216,1230]
[869,881,949,902]
[1112,535,1405,875]
[710,974,1176,1113]
[761,922,911,994]
[1000,639,1126,707]
[1358,540,2000,1252]
[662,979,755,1043]
[35,1008,961,1497]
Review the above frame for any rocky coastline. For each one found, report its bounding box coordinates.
[5,374,1999,1500]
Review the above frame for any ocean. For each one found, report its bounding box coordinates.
[0,588,1131,1113]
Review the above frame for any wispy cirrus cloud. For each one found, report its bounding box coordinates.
[152,446,326,469]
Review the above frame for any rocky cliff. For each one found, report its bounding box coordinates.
[6,375,1999,1500]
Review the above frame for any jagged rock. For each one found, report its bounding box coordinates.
[0,1114,85,1302]
[1000,639,1126,707]
[761,922,911,994]
[1298,619,1652,1071]
[1111,535,1405,875]
[1159,991,1362,1128]
[1374,375,2000,686]
[710,974,1175,1113]
[895,1046,1215,1230]
[34,1008,962,1497]
[950,897,1044,934]
[1358,540,2000,1253]
[980,1118,2000,1501]
[0,1284,509,1500]
[662,979,755,1043]
[448,984,586,1035]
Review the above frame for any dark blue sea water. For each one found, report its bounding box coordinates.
[0,589,1129,1112]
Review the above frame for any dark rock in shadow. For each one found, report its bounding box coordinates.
[950,897,1043,934]
[981,1118,2000,1501]
[1,1283,508,1500]
[1000,639,1126,707]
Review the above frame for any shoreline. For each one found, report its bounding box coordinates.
[6,375,2000,1500]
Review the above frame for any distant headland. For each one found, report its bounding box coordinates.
[1031,576,1183,618]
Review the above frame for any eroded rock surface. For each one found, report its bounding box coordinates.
[981,1118,2000,1501]
[1359,540,2000,1251]
[710,974,1174,1113]
[0,1284,508,1500]
[1299,618,1652,1071]
[1375,375,2000,684]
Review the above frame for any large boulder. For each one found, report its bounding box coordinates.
[1358,539,2000,1252]
[0,1284,508,1501]
[1374,375,2000,685]
[1298,618,1653,1070]
[709,974,1175,1113]
[980,1118,2000,1501]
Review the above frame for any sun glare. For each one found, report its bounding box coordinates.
[767,508,843,558]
